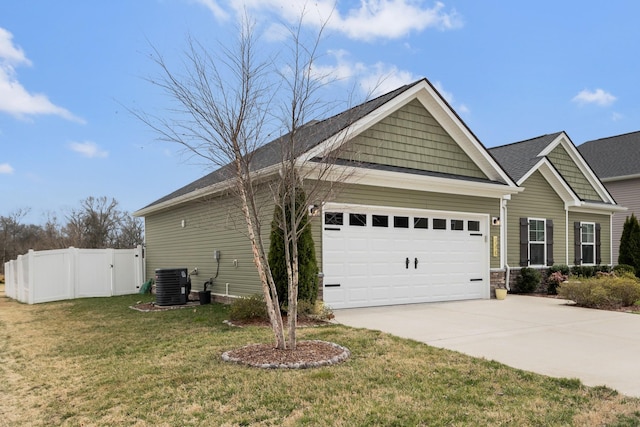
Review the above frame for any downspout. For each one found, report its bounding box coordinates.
[565,208,569,265]
[502,197,511,291]
[610,212,614,266]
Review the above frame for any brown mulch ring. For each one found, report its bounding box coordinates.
[129,302,347,368]
[222,340,350,369]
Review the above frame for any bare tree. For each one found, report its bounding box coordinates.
[116,215,144,248]
[39,211,67,250]
[63,197,140,249]
[137,10,361,350]
[1,208,30,268]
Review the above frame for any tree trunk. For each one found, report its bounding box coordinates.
[237,177,286,349]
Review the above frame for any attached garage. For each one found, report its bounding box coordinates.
[322,203,490,309]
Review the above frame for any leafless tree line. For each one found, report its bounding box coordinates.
[1,196,144,271]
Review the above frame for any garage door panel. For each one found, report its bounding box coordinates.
[323,204,489,309]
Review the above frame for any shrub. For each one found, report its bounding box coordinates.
[229,294,268,321]
[268,185,319,306]
[549,264,570,276]
[571,265,595,278]
[557,275,640,309]
[515,267,542,293]
[546,271,568,295]
[614,264,636,276]
[619,213,640,275]
[297,300,335,321]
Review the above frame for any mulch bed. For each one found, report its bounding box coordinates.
[130,301,348,368]
[221,340,350,369]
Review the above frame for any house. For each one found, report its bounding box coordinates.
[488,133,624,287]
[134,78,621,308]
[578,131,640,263]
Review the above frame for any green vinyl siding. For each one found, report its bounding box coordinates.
[144,187,276,297]
[311,182,502,269]
[338,99,488,180]
[568,212,611,265]
[547,145,602,201]
[506,171,567,266]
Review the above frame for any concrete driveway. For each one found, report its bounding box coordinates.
[334,295,640,398]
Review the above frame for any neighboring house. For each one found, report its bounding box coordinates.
[134,79,620,308]
[578,131,640,263]
[489,133,624,286]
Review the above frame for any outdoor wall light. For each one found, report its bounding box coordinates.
[308,204,320,216]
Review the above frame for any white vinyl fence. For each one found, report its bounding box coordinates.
[4,246,144,304]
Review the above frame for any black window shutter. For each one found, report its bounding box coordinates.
[595,223,602,264]
[574,222,582,265]
[520,218,529,266]
[546,219,554,266]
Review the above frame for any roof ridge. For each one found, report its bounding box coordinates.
[489,131,564,151]
[582,129,640,145]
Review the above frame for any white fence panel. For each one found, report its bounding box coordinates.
[3,246,144,304]
[112,247,143,295]
[75,249,112,298]
[31,249,74,303]
[4,259,17,299]
[18,254,29,304]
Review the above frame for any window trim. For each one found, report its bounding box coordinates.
[528,218,547,267]
[580,221,596,266]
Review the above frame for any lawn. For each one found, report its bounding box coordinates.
[1,286,640,426]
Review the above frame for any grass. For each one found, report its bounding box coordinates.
[2,286,640,426]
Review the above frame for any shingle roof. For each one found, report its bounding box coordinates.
[488,132,563,182]
[578,130,640,179]
[140,79,423,210]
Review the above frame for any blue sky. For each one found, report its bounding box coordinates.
[2,1,639,225]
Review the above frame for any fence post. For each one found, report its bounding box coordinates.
[27,249,35,304]
[69,247,78,299]
[134,245,144,291]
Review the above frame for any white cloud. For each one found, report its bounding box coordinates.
[611,112,624,121]
[69,141,108,158]
[360,64,418,97]
[0,162,14,174]
[432,81,469,115]
[328,0,463,41]
[199,0,463,41]
[0,27,85,122]
[191,0,230,21]
[309,50,416,97]
[572,88,616,107]
[0,28,30,66]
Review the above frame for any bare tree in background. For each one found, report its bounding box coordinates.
[63,196,143,249]
[1,208,30,266]
[137,10,362,350]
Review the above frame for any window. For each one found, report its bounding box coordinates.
[528,219,546,266]
[325,212,343,226]
[581,222,595,265]
[394,216,409,228]
[414,217,429,229]
[349,213,367,227]
[433,218,447,230]
[520,217,553,267]
[372,215,389,228]
[451,219,464,231]
[468,220,480,232]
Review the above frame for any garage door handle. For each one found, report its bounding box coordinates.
[414,258,418,269]
[406,257,410,269]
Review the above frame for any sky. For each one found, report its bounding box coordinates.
[2,1,640,225]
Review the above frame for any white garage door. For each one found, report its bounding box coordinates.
[322,204,489,309]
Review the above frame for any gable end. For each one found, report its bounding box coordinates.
[336,99,488,180]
